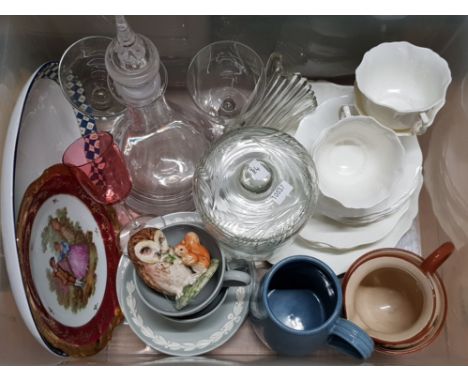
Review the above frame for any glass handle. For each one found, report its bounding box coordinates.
[115,201,138,230]
[115,202,151,254]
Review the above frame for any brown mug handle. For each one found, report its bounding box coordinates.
[421,242,455,274]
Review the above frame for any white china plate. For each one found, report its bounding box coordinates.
[311,81,355,105]
[29,194,108,327]
[117,212,252,357]
[16,164,122,356]
[299,192,411,250]
[1,63,80,356]
[269,175,423,276]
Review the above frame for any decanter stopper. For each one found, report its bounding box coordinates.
[105,15,162,107]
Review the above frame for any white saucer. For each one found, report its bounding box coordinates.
[269,175,422,276]
[299,191,411,250]
[311,81,355,105]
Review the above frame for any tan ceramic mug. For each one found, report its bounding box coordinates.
[342,242,454,354]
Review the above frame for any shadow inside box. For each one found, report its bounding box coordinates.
[227,351,370,366]
[59,354,242,366]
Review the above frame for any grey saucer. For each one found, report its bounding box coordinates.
[117,255,253,357]
[161,287,229,324]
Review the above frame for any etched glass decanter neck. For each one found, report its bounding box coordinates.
[125,92,173,134]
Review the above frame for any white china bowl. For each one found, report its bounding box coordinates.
[312,116,404,209]
[355,41,451,135]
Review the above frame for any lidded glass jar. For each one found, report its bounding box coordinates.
[105,16,209,216]
[193,127,319,259]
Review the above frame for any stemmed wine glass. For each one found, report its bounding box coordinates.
[62,131,146,250]
[186,40,265,140]
[58,36,126,133]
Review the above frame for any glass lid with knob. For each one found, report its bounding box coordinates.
[193,127,319,258]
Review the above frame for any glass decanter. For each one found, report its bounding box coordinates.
[105,16,209,216]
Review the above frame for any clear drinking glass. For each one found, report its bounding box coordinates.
[186,40,265,139]
[58,36,126,132]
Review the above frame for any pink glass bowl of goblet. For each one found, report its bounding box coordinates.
[62,132,132,205]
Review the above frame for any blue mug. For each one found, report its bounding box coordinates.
[250,255,374,358]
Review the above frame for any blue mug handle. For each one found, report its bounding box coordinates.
[327,318,374,359]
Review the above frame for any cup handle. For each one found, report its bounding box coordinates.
[421,242,455,274]
[327,318,374,359]
[413,112,431,135]
[222,270,252,287]
[339,104,359,119]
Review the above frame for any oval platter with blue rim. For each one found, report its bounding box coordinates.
[0,61,123,357]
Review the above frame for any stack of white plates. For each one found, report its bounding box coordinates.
[269,82,423,275]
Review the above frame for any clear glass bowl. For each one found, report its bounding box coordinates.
[234,52,318,134]
[193,127,319,259]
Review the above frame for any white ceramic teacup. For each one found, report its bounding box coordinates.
[312,115,404,210]
[355,41,451,135]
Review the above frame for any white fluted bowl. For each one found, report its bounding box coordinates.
[312,116,404,209]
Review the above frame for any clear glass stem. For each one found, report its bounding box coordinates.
[116,201,139,230]
[115,201,156,254]
[115,201,139,254]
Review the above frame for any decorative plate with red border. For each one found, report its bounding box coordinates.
[17,164,123,356]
